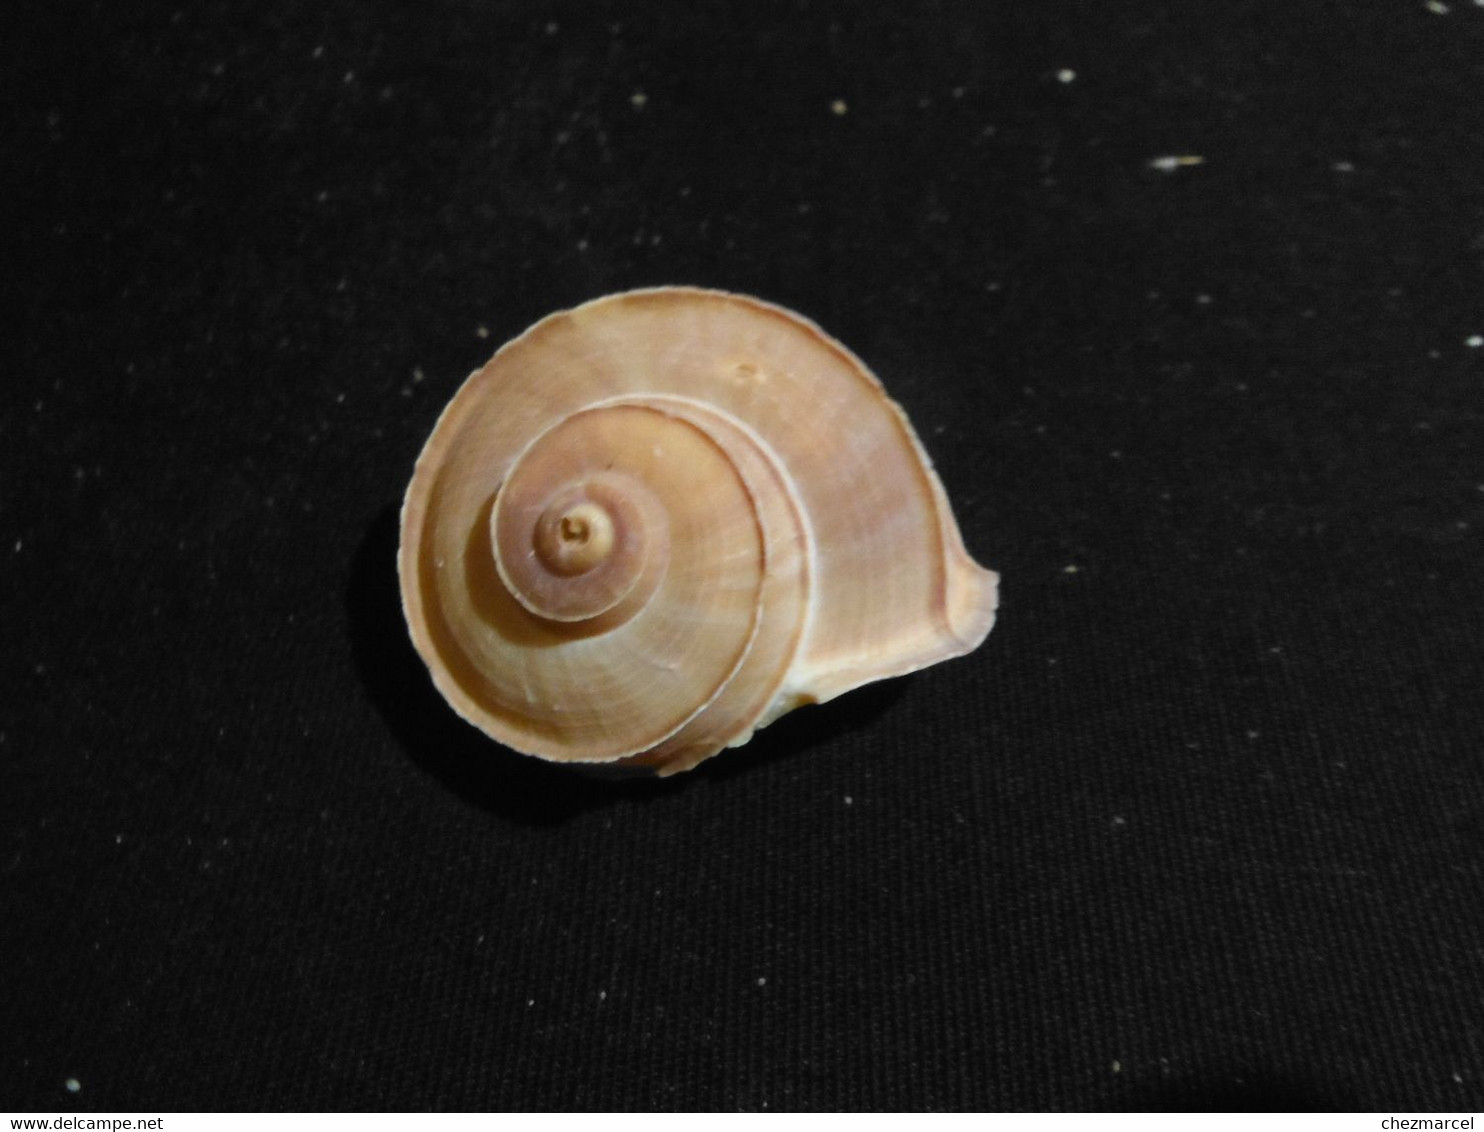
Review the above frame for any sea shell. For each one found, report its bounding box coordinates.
[398,287,998,775]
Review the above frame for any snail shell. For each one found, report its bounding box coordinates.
[399,287,998,775]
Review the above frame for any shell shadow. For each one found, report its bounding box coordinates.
[345,505,908,825]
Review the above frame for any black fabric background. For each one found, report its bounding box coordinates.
[5,0,1483,1113]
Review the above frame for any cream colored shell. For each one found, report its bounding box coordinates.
[399,287,998,775]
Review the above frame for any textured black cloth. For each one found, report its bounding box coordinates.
[5,0,1483,1113]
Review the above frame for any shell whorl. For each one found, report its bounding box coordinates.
[399,288,998,775]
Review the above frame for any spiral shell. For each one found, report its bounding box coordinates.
[399,287,998,775]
